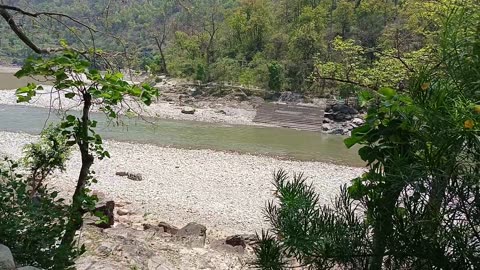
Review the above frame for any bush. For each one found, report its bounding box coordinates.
[254,4,480,270]
[22,125,70,197]
[0,127,79,269]
[267,62,283,91]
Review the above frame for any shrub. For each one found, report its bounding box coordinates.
[254,4,480,270]
[0,127,79,269]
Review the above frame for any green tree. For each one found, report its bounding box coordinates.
[255,2,480,269]
[14,48,158,266]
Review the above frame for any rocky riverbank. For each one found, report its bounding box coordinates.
[0,131,363,234]
[0,131,364,269]
[0,75,364,133]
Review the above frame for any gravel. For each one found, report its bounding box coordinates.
[0,131,364,235]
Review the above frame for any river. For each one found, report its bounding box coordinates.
[0,72,363,166]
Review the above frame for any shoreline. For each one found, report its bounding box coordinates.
[0,87,263,127]
[3,127,362,167]
[0,131,364,235]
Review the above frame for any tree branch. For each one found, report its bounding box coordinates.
[0,4,96,54]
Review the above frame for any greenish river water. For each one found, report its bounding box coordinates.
[0,72,41,89]
[0,72,363,166]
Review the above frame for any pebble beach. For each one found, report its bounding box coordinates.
[0,131,363,234]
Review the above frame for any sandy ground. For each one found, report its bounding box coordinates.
[0,131,363,235]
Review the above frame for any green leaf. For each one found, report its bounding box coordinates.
[66,115,76,122]
[378,87,396,99]
[65,92,75,99]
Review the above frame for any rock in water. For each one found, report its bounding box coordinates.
[0,244,15,270]
[181,107,196,114]
[175,222,207,247]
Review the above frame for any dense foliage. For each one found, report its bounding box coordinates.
[0,127,78,269]
[0,0,446,95]
[255,2,479,269]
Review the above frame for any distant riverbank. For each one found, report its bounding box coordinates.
[0,131,364,235]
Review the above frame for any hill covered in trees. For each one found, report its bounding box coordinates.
[0,0,443,94]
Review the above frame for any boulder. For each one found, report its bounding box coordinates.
[175,222,207,247]
[225,234,257,248]
[321,123,333,132]
[332,104,358,115]
[225,235,246,248]
[181,107,196,115]
[278,91,304,103]
[117,209,130,216]
[214,109,227,115]
[0,244,15,270]
[116,171,143,181]
[92,201,115,229]
[17,267,43,270]
[334,113,346,121]
[352,117,365,126]
[158,222,179,235]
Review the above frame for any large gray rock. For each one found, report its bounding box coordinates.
[17,267,43,270]
[0,244,15,270]
[278,91,304,103]
[225,234,257,248]
[158,222,179,235]
[332,104,358,115]
[352,117,365,126]
[321,123,333,132]
[175,222,207,247]
[181,107,196,114]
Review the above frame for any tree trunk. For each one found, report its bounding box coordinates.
[55,92,93,264]
[369,186,403,270]
[154,36,168,75]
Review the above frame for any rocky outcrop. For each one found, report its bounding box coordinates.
[75,218,254,270]
[322,101,365,135]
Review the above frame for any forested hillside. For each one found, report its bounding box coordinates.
[0,0,444,94]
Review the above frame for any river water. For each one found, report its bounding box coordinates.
[0,72,363,166]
